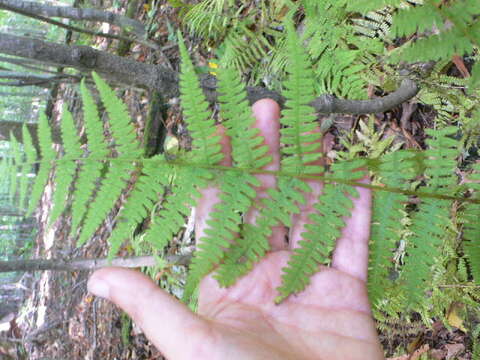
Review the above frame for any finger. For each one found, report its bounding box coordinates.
[288,127,324,250]
[88,268,209,360]
[244,99,287,251]
[195,125,232,240]
[331,178,372,282]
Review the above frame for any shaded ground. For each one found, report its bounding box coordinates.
[0,0,477,359]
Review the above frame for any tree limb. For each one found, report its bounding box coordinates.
[0,33,420,114]
[0,254,192,273]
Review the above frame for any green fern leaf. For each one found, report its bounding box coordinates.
[184,62,274,299]
[70,80,110,237]
[463,162,480,284]
[92,72,141,157]
[9,133,21,202]
[368,151,416,306]
[143,166,211,252]
[402,126,460,306]
[280,21,322,174]
[216,66,270,168]
[108,158,172,257]
[18,124,37,210]
[276,160,367,303]
[390,0,480,63]
[178,31,222,165]
[390,2,442,38]
[27,112,56,216]
[214,176,306,294]
[77,161,134,246]
[77,74,141,246]
[346,0,402,13]
[49,107,83,226]
[184,170,260,300]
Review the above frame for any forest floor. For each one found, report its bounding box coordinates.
[2,0,477,359]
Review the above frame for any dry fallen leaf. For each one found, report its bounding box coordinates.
[447,303,467,332]
[445,343,465,359]
[387,344,430,360]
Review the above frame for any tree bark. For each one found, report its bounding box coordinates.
[0,34,419,115]
[0,0,146,38]
[0,33,178,96]
[0,254,191,273]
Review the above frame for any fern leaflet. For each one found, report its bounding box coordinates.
[27,112,56,216]
[463,162,480,284]
[402,126,460,306]
[77,73,141,245]
[368,151,415,306]
[70,79,110,237]
[49,107,82,226]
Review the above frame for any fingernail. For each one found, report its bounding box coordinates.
[88,276,110,299]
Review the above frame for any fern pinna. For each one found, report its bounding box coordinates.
[6,23,479,310]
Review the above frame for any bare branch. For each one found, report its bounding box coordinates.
[0,254,192,273]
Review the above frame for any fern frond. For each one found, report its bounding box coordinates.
[219,23,271,76]
[27,112,56,216]
[463,162,480,284]
[216,66,270,168]
[186,170,260,298]
[178,32,222,165]
[108,158,172,257]
[402,126,460,306]
[70,80,109,236]
[281,21,322,174]
[183,64,273,298]
[49,107,82,226]
[276,160,367,303]
[77,74,141,246]
[18,124,37,210]
[390,2,442,38]
[389,0,480,63]
[368,151,416,306]
[91,72,141,157]
[399,27,474,62]
[142,166,211,251]
[346,0,402,13]
[9,134,21,202]
[214,176,305,292]
[302,2,378,99]
[77,161,134,246]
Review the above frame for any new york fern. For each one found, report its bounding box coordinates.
[3,14,479,314]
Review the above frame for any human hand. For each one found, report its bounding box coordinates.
[88,99,384,360]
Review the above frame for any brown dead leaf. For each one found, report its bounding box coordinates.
[387,344,430,360]
[452,54,470,78]
[447,303,467,332]
[429,348,447,360]
[445,343,465,359]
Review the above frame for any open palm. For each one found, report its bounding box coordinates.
[88,99,384,359]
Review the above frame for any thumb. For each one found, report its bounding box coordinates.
[88,267,208,359]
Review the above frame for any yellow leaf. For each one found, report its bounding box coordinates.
[447,303,467,332]
[208,61,218,76]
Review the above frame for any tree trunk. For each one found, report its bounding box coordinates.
[0,121,57,153]
[0,254,191,273]
[0,33,178,96]
[0,0,146,38]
